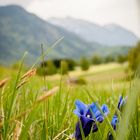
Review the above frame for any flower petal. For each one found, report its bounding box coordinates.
[75,115,93,139]
[89,103,98,114]
[73,109,81,117]
[111,115,118,130]
[118,96,123,110]
[86,103,98,118]
[74,100,87,116]
[118,96,127,111]
[101,104,109,115]
[87,103,109,122]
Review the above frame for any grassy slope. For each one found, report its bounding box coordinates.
[45,63,128,86]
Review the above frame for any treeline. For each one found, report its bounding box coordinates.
[36,54,127,76]
[11,42,140,76]
[37,59,76,76]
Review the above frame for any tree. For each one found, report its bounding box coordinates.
[60,60,68,75]
[104,55,115,63]
[37,60,57,76]
[36,67,47,76]
[80,57,90,71]
[92,54,103,65]
[53,59,76,71]
[66,59,76,71]
[128,42,140,71]
[117,55,127,63]
[46,60,57,75]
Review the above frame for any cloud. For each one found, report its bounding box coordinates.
[0,0,30,6]
[0,0,47,7]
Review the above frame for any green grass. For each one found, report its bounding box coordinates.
[0,62,139,140]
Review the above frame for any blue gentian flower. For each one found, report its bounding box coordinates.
[74,100,109,140]
[111,115,118,130]
[111,96,127,130]
[117,96,127,111]
[74,100,87,117]
[108,96,127,140]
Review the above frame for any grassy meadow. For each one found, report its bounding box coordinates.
[0,2,139,140]
[0,61,140,140]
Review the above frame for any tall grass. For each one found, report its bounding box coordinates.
[0,41,139,139]
[0,72,139,139]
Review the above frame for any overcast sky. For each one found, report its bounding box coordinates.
[0,0,140,37]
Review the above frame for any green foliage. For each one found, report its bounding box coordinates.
[67,77,87,85]
[46,60,57,75]
[92,54,103,65]
[117,55,127,63]
[128,42,140,71]
[77,77,87,85]
[37,60,57,76]
[80,57,90,71]
[91,54,127,65]
[37,59,76,76]
[37,67,47,76]
[66,59,76,71]
[53,59,76,71]
[105,55,115,63]
[60,60,69,75]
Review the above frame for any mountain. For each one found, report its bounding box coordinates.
[0,5,99,65]
[0,5,130,66]
[49,17,139,46]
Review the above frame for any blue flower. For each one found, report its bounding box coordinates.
[111,96,127,130]
[74,100,87,117]
[75,116,95,139]
[111,115,118,130]
[117,96,127,111]
[102,104,109,116]
[74,100,109,139]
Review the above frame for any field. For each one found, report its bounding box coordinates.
[0,62,139,140]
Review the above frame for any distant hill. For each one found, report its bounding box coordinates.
[49,17,139,46]
[0,5,131,66]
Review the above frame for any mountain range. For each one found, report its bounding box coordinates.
[49,17,138,46]
[0,5,139,66]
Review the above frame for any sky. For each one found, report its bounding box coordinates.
[0,0,140,37]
